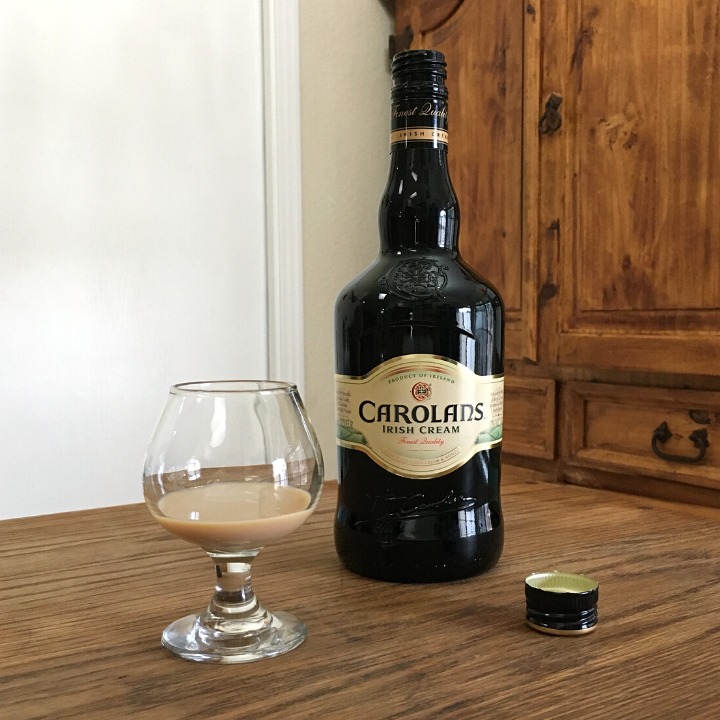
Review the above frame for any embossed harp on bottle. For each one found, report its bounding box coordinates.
[334,50,505,582]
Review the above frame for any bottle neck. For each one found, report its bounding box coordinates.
[379,140,459,255]
[383,51,455,255]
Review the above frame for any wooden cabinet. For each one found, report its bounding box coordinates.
[538,1,720,376]
[395,0,720,505]
[564,382,720,503]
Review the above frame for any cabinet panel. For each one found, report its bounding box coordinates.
[565,382,720,490]
[540,0,720,375]
[504,376,556,459]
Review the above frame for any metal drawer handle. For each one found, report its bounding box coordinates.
[539,94,563,135]
[651,421,709,465]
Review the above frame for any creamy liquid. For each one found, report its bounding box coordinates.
[151,482,313,551]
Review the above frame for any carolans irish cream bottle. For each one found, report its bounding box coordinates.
[334,50,505,582]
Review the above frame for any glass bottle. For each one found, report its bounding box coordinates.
[334,49,504,582]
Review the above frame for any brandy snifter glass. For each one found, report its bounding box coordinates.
[143,381,323,663]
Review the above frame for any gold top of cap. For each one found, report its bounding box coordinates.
[525,571,598,594]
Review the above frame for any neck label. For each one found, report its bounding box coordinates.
[390,127,448,145]
[391,98,448,146]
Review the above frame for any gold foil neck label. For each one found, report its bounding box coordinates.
[391,127,449,145]
[335,355,503,479]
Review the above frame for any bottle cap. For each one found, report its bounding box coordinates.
[525,571,599,636]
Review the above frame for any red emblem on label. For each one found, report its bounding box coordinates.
[411,381,432,402]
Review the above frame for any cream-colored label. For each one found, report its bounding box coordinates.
[336,355,503,479]
[390,127,448,145]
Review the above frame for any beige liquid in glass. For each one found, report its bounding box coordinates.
[151,482,313,552]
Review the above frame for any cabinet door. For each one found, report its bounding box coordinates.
[538,0,720,375]
[395,0,528,360]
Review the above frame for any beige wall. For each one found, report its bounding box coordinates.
[299,1,394,479]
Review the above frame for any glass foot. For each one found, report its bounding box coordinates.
[161,610,307,663]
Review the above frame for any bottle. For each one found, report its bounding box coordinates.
[334,49,505,583]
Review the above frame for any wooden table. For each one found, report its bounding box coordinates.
[2,468,720,719]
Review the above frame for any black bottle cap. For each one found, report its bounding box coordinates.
[525,571,599,636]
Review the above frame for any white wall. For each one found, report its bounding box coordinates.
[299,1,394,480]
[0,1,268,518]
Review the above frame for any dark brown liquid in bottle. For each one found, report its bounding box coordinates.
[334,50,504,582]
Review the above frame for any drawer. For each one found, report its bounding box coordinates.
[565,382,720,490]
[503,376,556,459]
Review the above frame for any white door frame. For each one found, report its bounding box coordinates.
[262,0,305,393]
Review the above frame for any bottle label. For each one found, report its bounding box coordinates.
[390,127,448,145]
[336,355,503,479]
[391,99,448,146]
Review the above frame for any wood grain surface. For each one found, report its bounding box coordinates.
[2,468,720,719]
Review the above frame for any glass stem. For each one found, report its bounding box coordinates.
[198,555,272,637]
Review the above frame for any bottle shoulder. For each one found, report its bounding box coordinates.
[336,252,502,311]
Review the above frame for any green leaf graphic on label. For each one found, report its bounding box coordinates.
[337,425,367,445]
[476,424,502,444]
